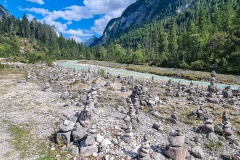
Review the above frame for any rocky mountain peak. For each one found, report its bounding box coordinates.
[0,4,11,19]
[92,0,195,46]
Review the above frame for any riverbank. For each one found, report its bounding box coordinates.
[77,60,240,86]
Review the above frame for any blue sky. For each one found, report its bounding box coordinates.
[2,0,136,42]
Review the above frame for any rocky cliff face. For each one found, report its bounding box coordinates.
[83,36,98,47]
[0,5,11,19]
[92,0,194,46]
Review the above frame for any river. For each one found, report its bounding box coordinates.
[59,61,239,90]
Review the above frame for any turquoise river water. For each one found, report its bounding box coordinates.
[59,61,239,90]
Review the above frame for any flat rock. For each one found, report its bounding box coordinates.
[59,120,75,132]
[151,152,166,160]
[168,134,185,147]
[164,144,188,160]
[79,144,98,157]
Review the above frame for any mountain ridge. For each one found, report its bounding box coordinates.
[0,4,12,18]
[92,0,195,46]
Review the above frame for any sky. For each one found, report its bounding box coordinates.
[2,0,136,42]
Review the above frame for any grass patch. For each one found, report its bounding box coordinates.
[69,80,80,86]
[0,67,25,78]
[5,120,70,160]
[97,69,106,77]
[7,123,33,159]
[204,139,223,151]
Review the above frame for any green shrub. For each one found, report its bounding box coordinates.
[97,69,105,77]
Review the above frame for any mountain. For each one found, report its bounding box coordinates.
[92,0,194,46]
[90,0,240,74]
[0,4,11,18]
[83,36,97,46]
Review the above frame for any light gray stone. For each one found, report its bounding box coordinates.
[192,146,204,159]
[84,135,96,146]
[168,134,185,147]
[79,144,98,157]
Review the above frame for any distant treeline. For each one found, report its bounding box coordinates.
[91,0,240,74]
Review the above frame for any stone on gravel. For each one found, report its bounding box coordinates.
[79,144,98,157]
[99,139,111,151]
[59,120,75,132]
[151,152,166,160]
[95,134,104,143]
[168,134,185,147]
[84,135,96,146]
[164,144,188,160]
[72,127,86,142]
[192,146,204,159]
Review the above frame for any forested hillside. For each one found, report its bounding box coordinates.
[1,0,240,75]
[91,0,240,74]
[0,11,90,64]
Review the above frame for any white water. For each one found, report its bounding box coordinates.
[59,61,239,90]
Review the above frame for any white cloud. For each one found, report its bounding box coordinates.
[66,21,72,25]
[19,0,136,41]
[64,29,92,37]
[70,36,83,43]
[91,10,124,34]
[26,0,45,5]
[3,0,7,6]
[26,14,35,21]
[18,7,49,16]
[85,0,136,34]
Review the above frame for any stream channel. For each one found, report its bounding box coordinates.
[59,61,239,90]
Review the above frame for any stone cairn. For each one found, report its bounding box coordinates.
[170,106,178,124]
[123,104,134,122]
[137,140,151,160]
[26,71,31,82]
[189,106,209,120]
[215,111,233,137]
[121,86,127,92]
[199,118,214,134]
[128,104,135,118]
[207,70,218,98]
[164,130,188,160]
[122,124,134,143]
[57,119,75,145]
[130,85,159,112]
[42,82,52,92]
[222,85,233,98]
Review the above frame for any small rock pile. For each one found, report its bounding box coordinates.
[170,106,178,124]
[122,124,134,143]
[222,85,233,98]
[130,85,159,109]
[207,70,218,98]
[137,141,151,160]
[199,118,214,134]
[189,106,209,120]
[164,130,188,160]
[215,111,234,137]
